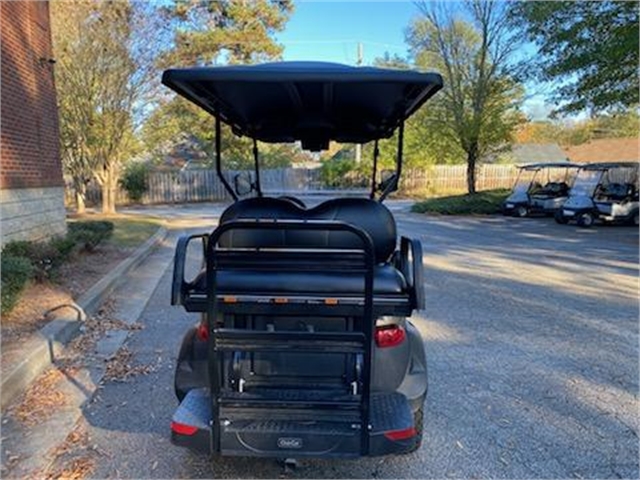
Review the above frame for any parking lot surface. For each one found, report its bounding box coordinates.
[49,204,639,478]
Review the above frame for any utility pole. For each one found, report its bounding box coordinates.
[355,42,363,164]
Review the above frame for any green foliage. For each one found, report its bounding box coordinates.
[511,1,639,114]
[319,157,368,189]
[120,162,150,202]
[409,1,526,193]
[160,0,293,66]
[1,236,75,284]
[411,189,510,215]
[1,254,33,314]
[142,1,294,169]
[68,221,114,253]
[52,1,168,214]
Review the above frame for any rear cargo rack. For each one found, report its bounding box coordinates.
[205,219,375,456]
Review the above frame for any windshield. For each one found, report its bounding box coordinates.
[570,170,602,197]
[513,170,538,193]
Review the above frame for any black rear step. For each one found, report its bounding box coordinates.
[172,389,416,457]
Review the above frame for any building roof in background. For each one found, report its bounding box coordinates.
[564,138,639,163]
[511,143,569,164]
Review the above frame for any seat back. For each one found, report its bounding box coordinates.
[218,197,396,263]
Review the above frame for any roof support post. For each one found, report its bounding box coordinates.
[215,114,238,201]
[370,139,379,200]
[379,120,404,202]
[252,138,262,197]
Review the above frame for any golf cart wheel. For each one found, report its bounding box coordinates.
[577,212,595,228]
[554,210,568,224]
[513,205,528,218]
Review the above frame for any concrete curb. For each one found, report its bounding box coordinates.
[0,227,168,410]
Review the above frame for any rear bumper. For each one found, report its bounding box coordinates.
[171,389,419,458]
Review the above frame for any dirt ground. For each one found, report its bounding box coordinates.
[0,244,132,348]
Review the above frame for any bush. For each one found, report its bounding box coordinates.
[68,221,114,252]
[411,189,511,215]
[120,162,149,202]
[2,235,79,282]
[1,254,33,314]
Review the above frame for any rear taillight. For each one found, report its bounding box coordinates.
[384,426,416,441]
[375,324,406,348]
[196,322,209,341]
[171,421,197,436]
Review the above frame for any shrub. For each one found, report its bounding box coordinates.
[2,240,34,259]
[411,189,511,215]
[2,236,78,282]
[1,254,33,314]
[50,235,77,260]
[120,162,149,203]
[68,221,114,252]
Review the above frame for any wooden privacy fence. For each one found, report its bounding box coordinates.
[66,165,518,207]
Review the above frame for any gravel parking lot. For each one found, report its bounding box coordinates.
[46,205,639,478]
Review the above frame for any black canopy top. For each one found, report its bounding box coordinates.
[162,61,443,150]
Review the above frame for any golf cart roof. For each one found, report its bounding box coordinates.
[518,162,580,170]
[579,162,639,171]
[162,61,443,150]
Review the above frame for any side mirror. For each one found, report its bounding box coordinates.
[233,172,254,196]
[378,172,398,193]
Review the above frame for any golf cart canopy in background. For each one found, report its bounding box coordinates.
[162,61,443,200]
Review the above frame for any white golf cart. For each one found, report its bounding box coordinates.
[503,162,580,217]
[555,162,639,227]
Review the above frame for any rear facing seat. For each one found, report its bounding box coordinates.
[189,197,407,296]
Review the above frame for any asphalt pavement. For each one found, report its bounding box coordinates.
[44,202,639,478]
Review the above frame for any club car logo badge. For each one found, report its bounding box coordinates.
[277,437,303,449]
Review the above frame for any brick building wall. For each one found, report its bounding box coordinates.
[1,0,66,245]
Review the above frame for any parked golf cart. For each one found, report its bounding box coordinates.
[555,162,639,227]
[502,162,579,217]
[163,62,443,460]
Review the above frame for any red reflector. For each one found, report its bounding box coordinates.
[196,323,209,341]
[375,325,406,348]
[384,426,416,441]
[171,421,198,436]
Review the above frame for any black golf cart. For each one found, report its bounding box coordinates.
[163,62,443,460]
[555,162,639,227]
[502,162,579,217]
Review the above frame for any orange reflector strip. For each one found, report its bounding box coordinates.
[273,298,289,304]
[222,296,237,303]
[384,427,416,441]
[171,421,198,436]
[324,298,339,305]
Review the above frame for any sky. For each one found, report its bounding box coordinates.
[276,1,419,65]
[275,1,554,120]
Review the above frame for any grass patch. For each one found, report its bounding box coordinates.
[411,189,510,215]
[68,215,161,248]
[106,217,162,248]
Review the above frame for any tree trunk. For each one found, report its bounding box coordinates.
[466,146,478,194]
[75,186,86,214]
[101,165,117,214]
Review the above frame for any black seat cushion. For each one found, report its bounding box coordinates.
[218,197,397,263]
[190,264,406,295]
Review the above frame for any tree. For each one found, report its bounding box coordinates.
[143,1,295,170]
[511,1,639,115]
[52,1,165,214]
[408,1,525,193]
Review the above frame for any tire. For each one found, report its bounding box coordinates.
[577,211,595,228]
[554,210,568,224]
[513,205,528,218]
[632,211,639,227]
[403,406,424,454]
